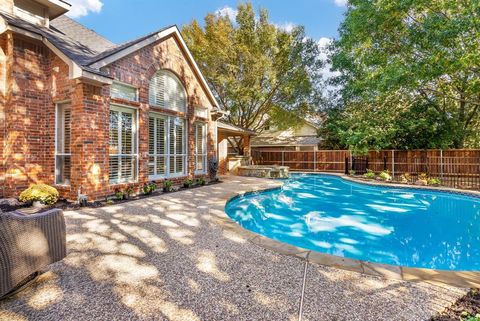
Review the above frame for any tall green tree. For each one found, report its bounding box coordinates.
[323,0,480,151]
[182,3,324,151]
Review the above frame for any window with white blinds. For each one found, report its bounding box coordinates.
[55,103,71,185]
[149,70,187,113]
[111,82,138,102]
[109,106,138,184]
[194,122,207,174]
[148,113,186,178]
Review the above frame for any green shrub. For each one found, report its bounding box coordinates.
[126,186,135,197]
[143,182,157,195]
[163,180,173,192]
[363,169,375,179]
[400,172,411,183]
[19,184,59,205]
[183,179,193,188]
[378,170,392,181]
[196,177,206,186]
[349,170,356,176]
[427,177,441,186]
[114,188,124,200]
[462,312,480,321]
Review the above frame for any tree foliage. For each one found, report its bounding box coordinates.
[182,3,324,134]
[321,0,480,151]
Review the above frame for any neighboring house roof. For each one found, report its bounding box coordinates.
[217,121,257,136]
[0,12,220,107]
[251,135,321,147]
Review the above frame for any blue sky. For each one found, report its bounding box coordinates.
[67,0,347,44]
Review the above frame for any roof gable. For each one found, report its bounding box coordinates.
[88,26,219,108]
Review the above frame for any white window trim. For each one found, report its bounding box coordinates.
[110,81,139,102]
[54,102,71,186]
[109,104,139,185]
[148,112,188,180]
[194,122,208,175]
[149,70,187,113]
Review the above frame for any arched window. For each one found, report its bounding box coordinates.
[149,70,187,113]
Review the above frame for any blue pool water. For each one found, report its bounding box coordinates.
[225,174,480,271]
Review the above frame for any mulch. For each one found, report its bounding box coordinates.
[431,289,480,321]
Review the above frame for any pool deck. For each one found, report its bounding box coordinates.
[0,175,471,321]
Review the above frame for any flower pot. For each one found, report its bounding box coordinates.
[32,200,46,209]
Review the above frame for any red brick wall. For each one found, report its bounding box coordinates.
[99,34,217,195]
[0,33,9,198]
[2,32,217,201]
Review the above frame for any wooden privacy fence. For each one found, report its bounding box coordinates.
[251,149,480,190]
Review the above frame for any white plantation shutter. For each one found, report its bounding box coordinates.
[194,123,207,173]
[55,103,71,184]
[149,70,186,113]
[148,114,186,178]
[109,106,137,183]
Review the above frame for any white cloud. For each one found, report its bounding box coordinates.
[66,0,103,18]
[215,6,238,21]
[334,0,348,7]
[274,22,296,33]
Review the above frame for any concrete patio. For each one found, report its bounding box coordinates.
[0,176,468,321]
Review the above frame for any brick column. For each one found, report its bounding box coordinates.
[70,82,109,200]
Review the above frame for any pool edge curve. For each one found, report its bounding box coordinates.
[223,174,480,289]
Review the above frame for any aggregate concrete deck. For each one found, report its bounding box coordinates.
[0,176,468,321]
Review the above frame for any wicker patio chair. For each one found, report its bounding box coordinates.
[0,209,67,299]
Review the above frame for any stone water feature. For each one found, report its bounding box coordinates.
[237,165,290,179]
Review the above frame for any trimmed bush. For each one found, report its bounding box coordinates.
[378,170,392,181]
[19,184,59,205]
[363,169,375,179]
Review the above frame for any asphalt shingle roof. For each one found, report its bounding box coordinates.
[0,13,173,78]
[50,15,115,54]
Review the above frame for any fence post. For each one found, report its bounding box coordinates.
[314,150,317,172]
[281,151,284,166]
[383,156,387,171]
[345,157,349,175]
[440,149,444,179]
[392,150,395,178]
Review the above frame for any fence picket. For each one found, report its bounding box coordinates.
[251,149,480,190]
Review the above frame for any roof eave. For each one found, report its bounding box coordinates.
[7,23,112,85]
[88,26,220,108]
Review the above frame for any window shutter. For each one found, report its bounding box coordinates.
[149,70,186,112]
[121,112,133,154]
[109,110,119,154]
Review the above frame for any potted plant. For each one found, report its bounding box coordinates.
[163,180,173,192]
[19,184,59,208]
[143,182,157,195]
[183,179,193,188]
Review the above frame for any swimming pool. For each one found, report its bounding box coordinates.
[225,174,480,271]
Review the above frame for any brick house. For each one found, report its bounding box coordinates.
[0,0,255,201]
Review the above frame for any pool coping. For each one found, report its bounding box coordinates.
[222,175,480,289]
[296,171,480,198]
